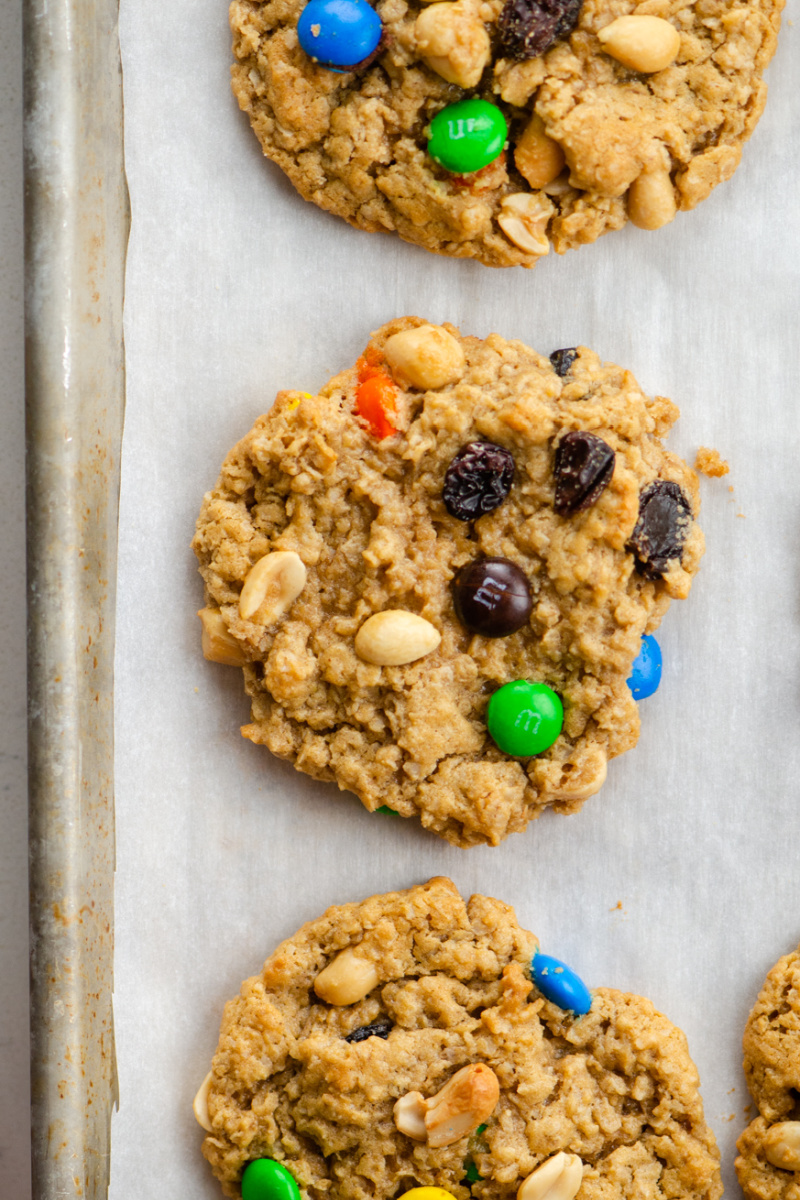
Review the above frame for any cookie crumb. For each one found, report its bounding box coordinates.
[694,447,729,477]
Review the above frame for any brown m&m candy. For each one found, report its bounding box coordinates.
[454,557,533,638]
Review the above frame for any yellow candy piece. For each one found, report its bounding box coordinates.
[400,1191,458,1200]
[286,392,312,412]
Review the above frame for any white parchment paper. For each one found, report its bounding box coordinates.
[112,4,799,1195]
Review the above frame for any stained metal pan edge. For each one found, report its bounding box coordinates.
[24,0,128,1194]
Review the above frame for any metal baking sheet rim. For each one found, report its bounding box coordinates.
[24,0,128,1195]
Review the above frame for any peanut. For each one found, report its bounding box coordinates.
[545,749,608,803]
[764,1122,800,1171]
[393,1091,428,1140]
[497,193,553,256]
[193,1071,213,1132]
[518,1153,584,1200]
[627,166,677,230]
[384,325,465,390]
[425,1063,500,1147]
[414,2,490,88]
[314,947,380,1005]
[238,550,307,624]
[198,608,247,666]
[597,15,680,73]
[354,611,441,666]
[514,115,565,190]
[541,176,573,196]
[394,1064,500,1148]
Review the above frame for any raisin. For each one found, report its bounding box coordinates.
[497,0,582,60]
[553,431,615,515]
[550,347,578,377]
[626,481,692,579]
[443,442,515,521]
[344,1019,392,1043]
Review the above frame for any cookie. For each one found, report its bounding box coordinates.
[736,943,800,1200]
[192,318,704,847]
[229,0,783,267]
[194,878,723,1200]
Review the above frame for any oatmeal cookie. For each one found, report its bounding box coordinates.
[229,0,783,266]
[192,318,704,847]
[736,943,800,1200]
[194,878,723,1200]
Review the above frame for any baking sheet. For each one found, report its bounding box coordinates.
[24,0,126,1194]
[112,2,799,1196]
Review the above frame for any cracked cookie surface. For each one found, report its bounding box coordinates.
[192,318,704,847]
[199,878,723,1200]
[230,0,783,266]
[736,943,800,1200]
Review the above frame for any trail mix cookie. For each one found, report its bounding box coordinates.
[736,942,800,1200]
[192,318,704,847]
[229,0,783,266]
[193,878,723,1200]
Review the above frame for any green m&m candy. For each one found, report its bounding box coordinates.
[427,98,508,175]
[487,680,563,757]
[242,1159,302,1200]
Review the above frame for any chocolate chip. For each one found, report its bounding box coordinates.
[550,348,578,377]
[443,442,515,521]
[627,481,692,579]
[554,431,615,515]
[454,557,533,637]
[344,1019,392,1043]
[497,0,583,60]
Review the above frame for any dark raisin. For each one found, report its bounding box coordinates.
[443,442,515,521]
[553,431,615,515]
[344,1019,392,1043]
[550,348,578,377]
[454,557,533,637]
[497,0,582,60]
[626,481,692,579]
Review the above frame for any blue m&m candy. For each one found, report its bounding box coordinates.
[627,634,662,700]
[297,0,382,68]
[532,953,592,1015]
[242,1159,301,1200]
